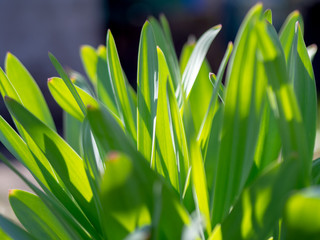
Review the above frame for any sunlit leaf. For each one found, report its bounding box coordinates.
[284,187,320,239]
[212,4,268,225]
[80,45,98,86]
[137,21,158,162]
[106,30,137,143]
[9,190,72,240]
[5,53,55,130]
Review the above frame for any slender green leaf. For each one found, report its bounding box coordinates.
[48,77,98,121]
[212,4,267,225]
[5,53,55,130]
[137,21,158,162]
[96,45,119,116]
[198,42,233,147]
[180,25,221,106]
[87,104,190,239]
[0,153,97,240]
[106,30,137,142]
[190,131,211,235]
[49,53,87,115]
[284,22,317,160]
[154,47,179,192]
[4,97,99,229]
[159,14,174,50]
[148,17,181,90]
[261,19,309,186]
[279,11,304,61]
[210,160,299,240]
[253,97,281,173]
[0,116,51,189]
[63,112,82,154]
[166,80,190,197]
[80,45,98,86]
[9,190,72,240]
[179,41,213,133]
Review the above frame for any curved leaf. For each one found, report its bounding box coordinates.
[9,190,72,240]
[5,53,55,130]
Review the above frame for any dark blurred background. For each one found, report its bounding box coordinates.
[0,0,319,135]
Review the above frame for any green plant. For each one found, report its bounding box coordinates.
[0,3,319,239]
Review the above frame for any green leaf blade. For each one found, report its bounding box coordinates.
[5,53,55,130]
[107,30,137,143]
[137,21,158,162]
[4,97,99,229]
[212,4,267,225]
[80,45,98,86]
[9,190,72,240]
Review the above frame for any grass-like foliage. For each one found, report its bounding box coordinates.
[0,3,320,239]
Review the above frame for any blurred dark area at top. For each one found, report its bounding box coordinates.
[0,0,319,137]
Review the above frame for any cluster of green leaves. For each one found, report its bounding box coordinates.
[0,3,319,239]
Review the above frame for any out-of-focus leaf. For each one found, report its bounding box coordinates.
[159,14,174,50]
[96,45,119,116]
[253,97,281,173]
[5,53,55,130]
[311,158,320,185]
[212,5,267,225]
[210,160,299,240]
[282,21,317,161]
[100,152,149,240]
[264,9,272,24]
[4,97,100,230]
[124,225,151,240]
[284,186,320,239]
[262,18,310,186]
[106,30,137,143]
[0,214,34,240]
[137,21,158,162]
[307,44,317,62]
[180,25,221,107]
[87,104,190,239]
[9,190,72,240]
[80,45,98,86]
[279,11,304,61]
[149,17,181,91]
[48,77,98,121]
[154,47,179,192]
